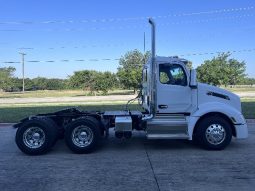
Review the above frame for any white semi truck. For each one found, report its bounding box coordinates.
[14,19,248,155]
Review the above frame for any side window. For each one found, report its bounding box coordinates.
[159,64,187,86]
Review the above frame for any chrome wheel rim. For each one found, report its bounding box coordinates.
[205,124,226,145]
[72,125,93,147]
[23,127,45,149]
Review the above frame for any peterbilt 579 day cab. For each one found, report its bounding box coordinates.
[14,19,248,155]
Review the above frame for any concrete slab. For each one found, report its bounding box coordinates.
[0,124,254,191]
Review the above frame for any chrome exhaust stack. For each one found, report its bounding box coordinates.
[148,18,157,116]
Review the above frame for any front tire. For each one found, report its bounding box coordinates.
[195,116,232,150]
[64,117,101,154]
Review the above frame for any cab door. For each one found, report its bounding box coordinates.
[157,63,192,113]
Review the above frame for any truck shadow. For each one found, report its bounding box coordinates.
[144,139,198,150]
[51,136,200,155]
[44,129,251,155]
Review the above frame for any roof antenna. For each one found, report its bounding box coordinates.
[143,32,146,64]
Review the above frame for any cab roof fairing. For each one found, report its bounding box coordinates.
[143,56,190,70]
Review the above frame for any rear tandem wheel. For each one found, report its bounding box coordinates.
[15,118,59,155]
[64,117,102,154]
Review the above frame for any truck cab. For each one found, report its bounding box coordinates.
[142,56,195,114]
[141,55,248,148]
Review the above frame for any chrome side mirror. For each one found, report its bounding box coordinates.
[190,69,197,88]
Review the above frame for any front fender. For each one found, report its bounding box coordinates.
[187,102,247,139]
[193,102,245,124]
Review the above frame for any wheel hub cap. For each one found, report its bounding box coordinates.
[72,126,93,147]
[205,124,226,145]
[32,132,40,140]
[23,127,45,149]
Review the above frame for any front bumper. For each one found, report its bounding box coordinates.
[234,123,248,139]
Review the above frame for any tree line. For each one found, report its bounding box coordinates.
[197,53,249,86]
[0,50,254,93]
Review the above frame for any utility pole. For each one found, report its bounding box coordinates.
[143,32,146,53]
[19,53,26,93]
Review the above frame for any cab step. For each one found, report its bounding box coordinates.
[147,133,189,139]
[146,114,189,136]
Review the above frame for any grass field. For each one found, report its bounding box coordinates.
[1,87,254,99]
[240,98,255,119]
[0,99,254,123]
[0,102,141,123]
[0,88,254,123]
[225,87,255,92]
[0,89,134,98]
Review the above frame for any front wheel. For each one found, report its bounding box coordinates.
[195,116,232,150]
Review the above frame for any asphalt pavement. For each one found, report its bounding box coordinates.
[0,122,254,191]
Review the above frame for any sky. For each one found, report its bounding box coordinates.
[0,0,254,79]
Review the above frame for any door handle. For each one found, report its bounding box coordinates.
[158,105,168,109]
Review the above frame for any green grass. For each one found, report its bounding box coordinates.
[0,89,134,98]
[241,98,255,119]
[0,88,253,123]
[0,99,254,123]
[0,102,141,123]
[0,87,254,99]
[224,87,255,92]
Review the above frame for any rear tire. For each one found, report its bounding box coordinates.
[45,118,60,147]
[15,118,58,155]
[195,116,232,150]
[64,117,101,154]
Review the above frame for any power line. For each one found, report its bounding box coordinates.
[1,14,253,33]
[1,48,255,64]
[159,14,254,26]
[2,23,251,52]
[17,43,127,50]
[2,61,21,64]
[167,6,254,17]
[178,48,255,57]
[0,6,253,25]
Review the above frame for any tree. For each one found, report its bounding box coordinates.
[117,50,150,93]
[186,61,193,70]
[0,67,16,92]
[241,77,255,85]
[197,53,246,86]
[32,77,48,90]
[68,70,117,94]
[68,70,98,90]
[227,58,246,85]
[91,72,116,95]
[12,78,35,91]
